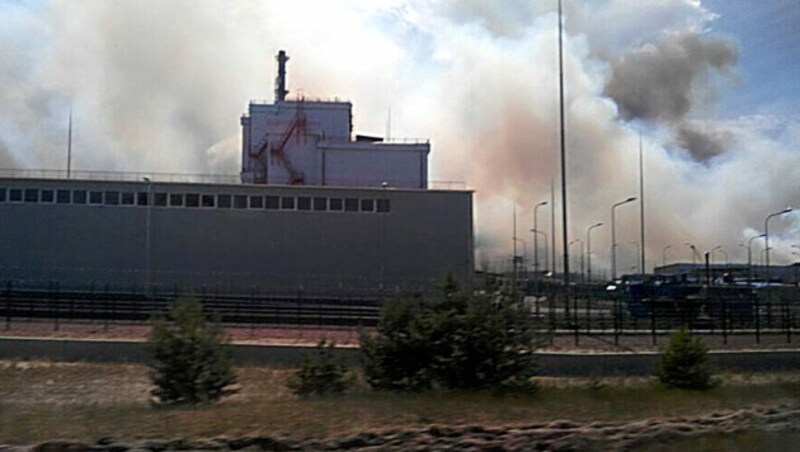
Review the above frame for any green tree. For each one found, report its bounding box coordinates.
[361,274,539,393]
[655,328,715,390]
[287,339,352,397]
[148,298,237,404]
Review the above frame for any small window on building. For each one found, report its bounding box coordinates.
[233,194,248,209]
[265,196,279,210]
[376,198,391,213]
[40,190,54,203]
[89,191,103,205]
[73,190,88,204]
[169,193,184,207]
[104,191,119,205]
[121,192,135,205]
[249,195,264,209]
[344,198,359,212]
[57,189,71,204]
[313,197,327,211]
[360,199,374,212]
[9,189,22,202]
[24,189,39,203]
[281,196,295,210]
[218,194,232,208]
[185,194,200,207]
[0,188,6,202]
[329,198,343,211]
[297,196,311,211]
[137,192,149,206]
[154,192,167,206]
[201,194,215,208]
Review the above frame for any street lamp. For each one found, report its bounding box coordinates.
[611,197,636,279]
[685,242,699,266]
[586,222,603,283]
[662,245,672,267]
[747,233,766,286]
[569,238,584,282]
[533,201,548,275]
[531,229,549,275]
[513,238,527,281]
[142,176,152,297]
[711,245,728,266]
[765,207,793,286]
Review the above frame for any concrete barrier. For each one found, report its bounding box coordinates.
[0,336,797,376]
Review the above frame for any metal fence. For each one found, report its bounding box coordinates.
[1,279,798,347]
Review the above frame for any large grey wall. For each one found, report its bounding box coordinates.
[0,178,473,296]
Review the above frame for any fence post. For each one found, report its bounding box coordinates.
[650,300,657,346]
[5,281,11,331]
[755,294,761,344]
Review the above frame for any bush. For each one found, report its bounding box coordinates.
[148,298,237,404]
[655,328,715,390]
[361,274,539,393]
[288,339,352,397]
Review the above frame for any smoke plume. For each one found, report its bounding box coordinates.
[604,31,738,161]
[1,0,798,274]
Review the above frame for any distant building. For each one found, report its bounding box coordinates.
[0,51,473,297]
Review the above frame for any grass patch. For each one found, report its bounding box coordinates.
[0,361,798,444]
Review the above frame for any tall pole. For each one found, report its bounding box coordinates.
[747,234,765,287]
[765,207,792,319]
[512,203,518,286]
[611,197,636,279]
[631,241,640,274]
[551,178,556,280]
[639,131,645,274]
[586,222,603,283]
[67,108,73,179]
[765,207,792,286]
[569,239,584,282]
[533,201,548,275]
[143,177,152,297]
[557,0,570,315]
[532,229,549,275]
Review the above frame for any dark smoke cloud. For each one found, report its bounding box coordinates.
[605,31,737,122]
[674,123,733,162]
[604,31,738,161]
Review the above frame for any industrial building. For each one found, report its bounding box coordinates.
[0,51,473,298]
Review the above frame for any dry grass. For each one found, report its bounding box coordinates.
[0,360,799,445]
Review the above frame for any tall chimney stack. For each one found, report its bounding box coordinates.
[274,50,289,102]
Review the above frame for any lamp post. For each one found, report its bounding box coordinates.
[531,229,549,275]
[747,233,765,287]
[611,197,636,280]
[533,201,548,276]
[513,238,527,281]
[143,176,152,297]
[569,238,584,282]
[586,222,603,283]
[765,207,792,322]
[765,207,792,284]
[662,245,672,267]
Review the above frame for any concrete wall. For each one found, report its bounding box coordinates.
[0,178,473,296]
[2,337,797,375]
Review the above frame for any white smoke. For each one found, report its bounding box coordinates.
[0,0,798,274]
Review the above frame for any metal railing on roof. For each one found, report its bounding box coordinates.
[0,168,240,185]
[0,168,467,190]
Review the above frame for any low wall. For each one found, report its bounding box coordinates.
[0,336,798,376]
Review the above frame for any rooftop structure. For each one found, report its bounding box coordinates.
[240,51,429,189]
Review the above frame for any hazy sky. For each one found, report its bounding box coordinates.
[1,0,798,274]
